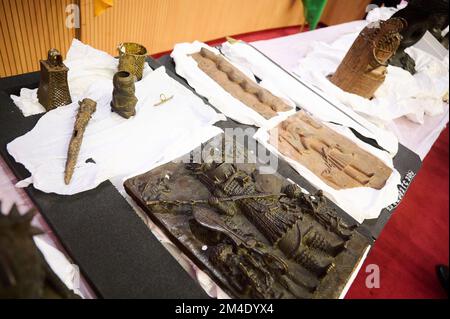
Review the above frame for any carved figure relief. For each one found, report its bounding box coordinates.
[191,48,291,119]
[269,111,392,190]
[65,98,97,185]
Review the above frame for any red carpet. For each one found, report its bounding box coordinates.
[154,26,449,299]
[347,126,449,299]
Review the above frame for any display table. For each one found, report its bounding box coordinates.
[0,21,448,299]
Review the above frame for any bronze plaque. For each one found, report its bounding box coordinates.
[124,138,370,299]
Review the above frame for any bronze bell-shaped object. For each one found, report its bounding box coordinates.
[37,49,72,111]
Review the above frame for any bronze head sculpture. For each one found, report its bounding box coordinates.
[37,49,72,111]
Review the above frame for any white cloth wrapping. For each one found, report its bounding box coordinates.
[254,115,401,223]
[11,39,152,117]
[171,41,296,128]
[7,66,223,195]
[220,41,400,156]
[294,8,449,126]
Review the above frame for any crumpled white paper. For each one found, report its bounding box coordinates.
[171,41,296,128]
[11,39,152,117]
[7,66,223,195]
[254,115,401,223]
[294,6,449,126]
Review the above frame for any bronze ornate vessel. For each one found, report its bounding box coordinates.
[111,71,138,119]
[118,42,148,81]
[37,49,72,111]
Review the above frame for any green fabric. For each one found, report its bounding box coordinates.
[303,0,328,30]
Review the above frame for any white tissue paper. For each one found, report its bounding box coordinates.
[11,39,152,117]
[294,6,449,126]
[254,115,401,223]
[7,66,223,195]
[171,41,296,128]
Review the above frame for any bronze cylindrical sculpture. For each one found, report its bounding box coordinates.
[111,71,138,119]
[37,49,72,111]
[329,18,406,99]
[118,42,147,81]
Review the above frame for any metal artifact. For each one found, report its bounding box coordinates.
[390,0,449,74]
[0,203,79,298]
[37,49,72,111]
[64,98,97,185]
[118,42,148,81]
[329,18,405,99]
[124,137,370,299]
[111,71,138,119]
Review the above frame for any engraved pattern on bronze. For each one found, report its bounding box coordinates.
[111,71,138,119]
[118,42,148,81]
[64,98,97,185]
[191,48,291,119]
[0,203,79,299]
[37,49,72,111]
[270,111,392,190]
[124,140,370,299]
[330,18,405,99]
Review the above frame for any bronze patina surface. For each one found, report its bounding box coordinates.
[111,71,138,119]
[330,18,405,99]
[118,42,148,81]
[191,48,292,119]
[37,49,72,111]
[64,98,97,185]
[124,137,370,299]
[0,203,79,298]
